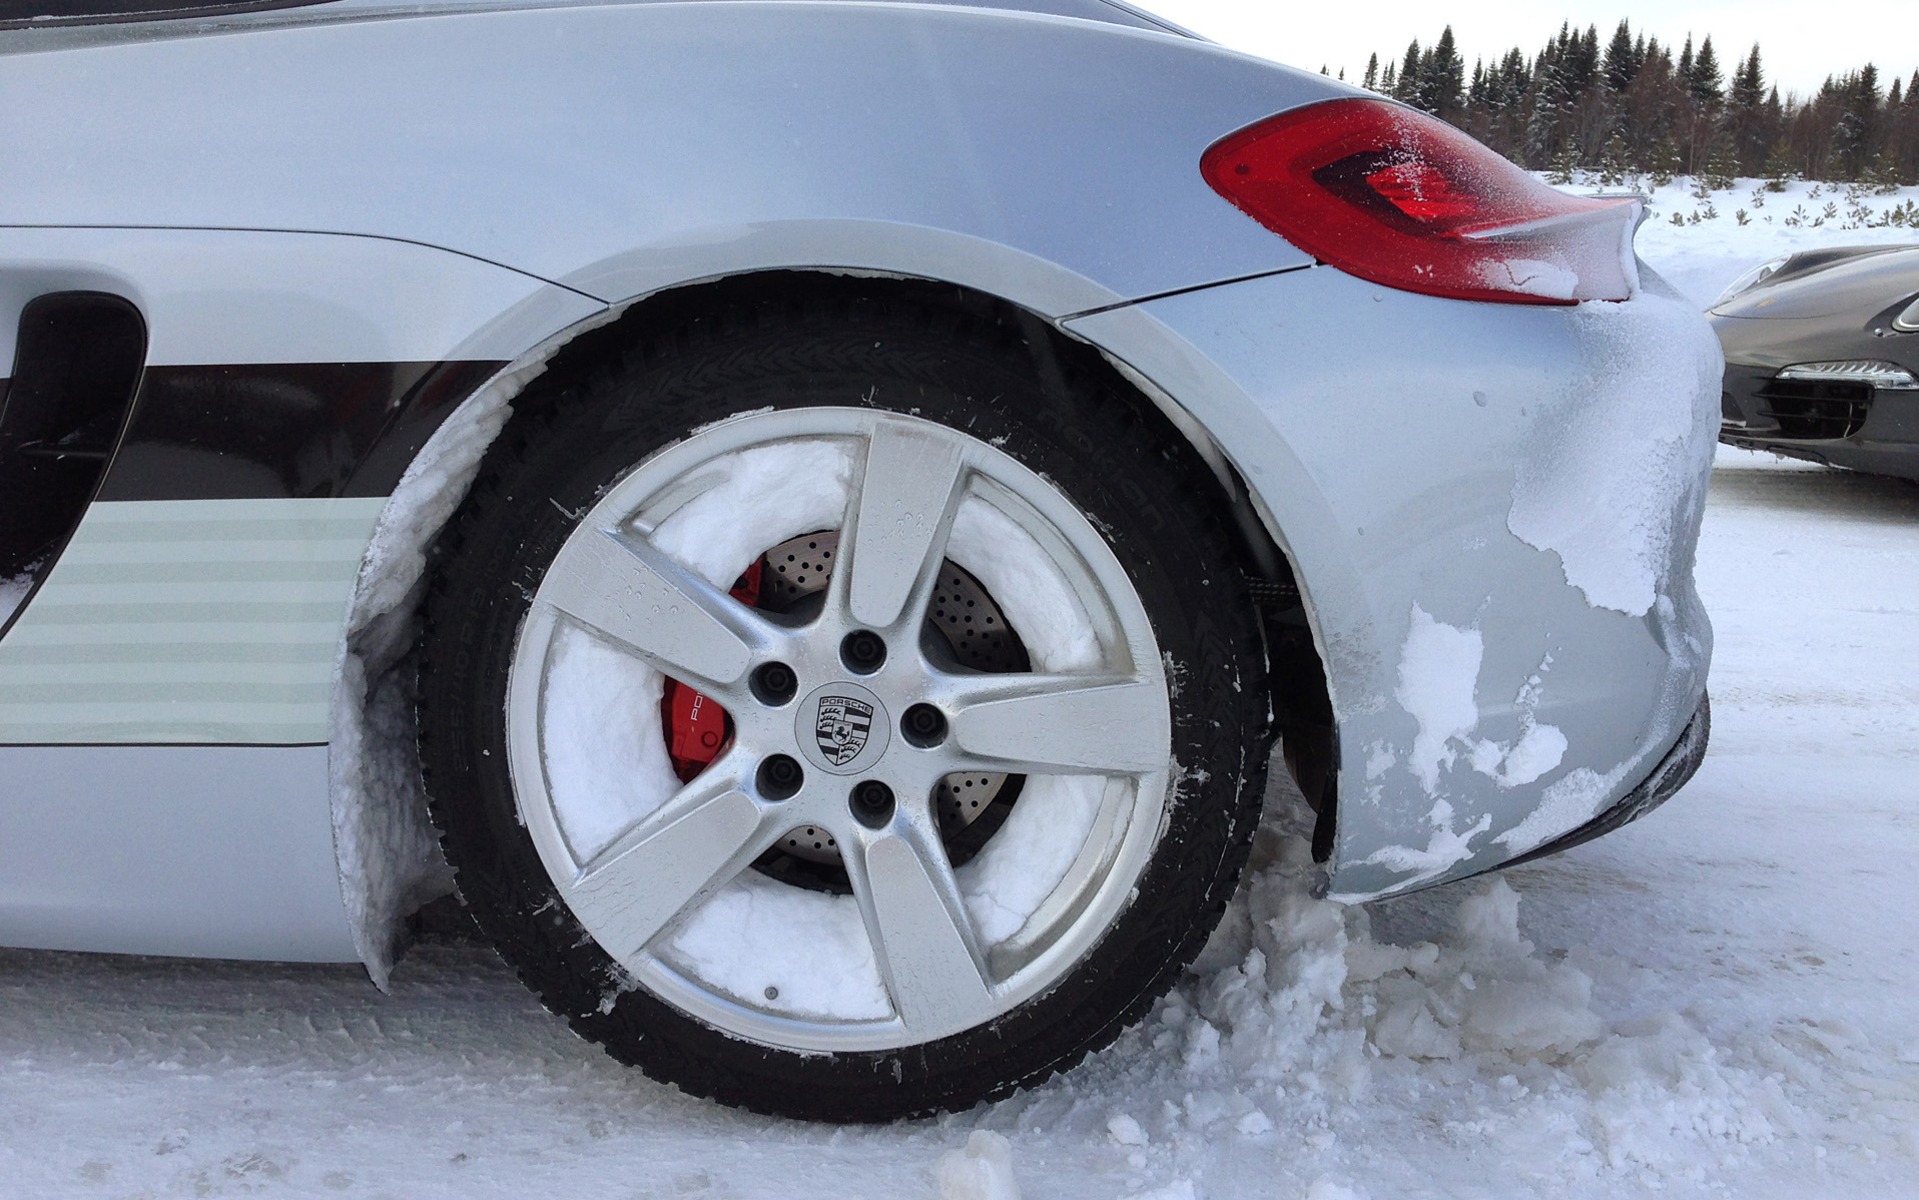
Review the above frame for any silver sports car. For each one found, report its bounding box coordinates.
[0,0,1719,1121]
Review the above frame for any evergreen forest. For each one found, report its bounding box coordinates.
[1348,20,1919,187]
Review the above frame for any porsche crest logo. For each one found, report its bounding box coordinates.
[814,696,875,767]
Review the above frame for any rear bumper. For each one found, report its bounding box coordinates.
[1505,691,1710,868]
[1065,265,1720,901]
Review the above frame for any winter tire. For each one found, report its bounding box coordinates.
[419,290,1270,1121]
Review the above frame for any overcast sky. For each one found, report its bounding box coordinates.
[1140,1,1919,100]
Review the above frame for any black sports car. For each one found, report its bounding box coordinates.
[1712,245,1919,480]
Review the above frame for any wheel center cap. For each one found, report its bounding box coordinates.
[796,681,891,775]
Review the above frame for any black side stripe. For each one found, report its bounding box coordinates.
[94,360,505,502]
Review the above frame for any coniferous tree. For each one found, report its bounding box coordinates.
[1703,130,1739,189]
[1363,52,1380,92]
[1728,45,1768,174]
[1824,66,1880,178]
[1394,40,1422,104]
[1762,138,1798,190]
[1690,37,1724,105]
[1894,73,1919,182]
[1429,27,1465,119]
[1603,20,1637,91]
[1525,43,1570,168]
[1566,24,1600,95]
[1730,45,1763,110]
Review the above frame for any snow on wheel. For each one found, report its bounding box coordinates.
[419,292,1269,1120]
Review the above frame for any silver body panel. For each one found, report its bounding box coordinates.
[0,226,600,369]
[1,3,1317,316]
[0,1,1714,961]
[0,745,355,960]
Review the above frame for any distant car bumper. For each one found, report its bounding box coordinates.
[1719,358,1919,482]
[1713,309,1919,482]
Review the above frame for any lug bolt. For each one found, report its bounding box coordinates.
[849,780,895,828]
[751,661,798,706]
[839,630,887,675]
[900,703,947,747]
[757,754,804,801]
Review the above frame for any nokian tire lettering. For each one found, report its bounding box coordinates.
[416,287,1271,1122]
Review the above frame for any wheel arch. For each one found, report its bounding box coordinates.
[526,270,1335,846]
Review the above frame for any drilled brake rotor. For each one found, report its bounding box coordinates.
[755,530,1026,865]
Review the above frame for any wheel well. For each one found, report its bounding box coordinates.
[527,269,1338,857]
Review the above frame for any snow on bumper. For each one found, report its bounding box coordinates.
[1065,264,1719,900]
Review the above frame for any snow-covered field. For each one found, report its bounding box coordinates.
[1626,175,1919,308]
[2,183,1917,1198]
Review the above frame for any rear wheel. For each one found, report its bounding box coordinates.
[418,293,1269,1120]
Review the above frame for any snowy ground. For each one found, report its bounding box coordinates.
[1622,174,1919,308]
[3,186,1918,1198]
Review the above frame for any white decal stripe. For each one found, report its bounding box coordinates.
[0,498,384,745]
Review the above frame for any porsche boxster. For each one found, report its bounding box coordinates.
[0,0,1719,1120]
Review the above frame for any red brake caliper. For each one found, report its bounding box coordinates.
[661,560,764,782]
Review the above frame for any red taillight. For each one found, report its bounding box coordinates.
[1201,98,1641,305]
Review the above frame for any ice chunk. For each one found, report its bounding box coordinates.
[936,1131,1021,1200]
[1106,1113,1149,1146]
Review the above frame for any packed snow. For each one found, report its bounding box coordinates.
[1505,286,1721,617]
[328,349,559,985]
[1389,610,1567,799]
[1393,605,1485,797]
[2,181,1917,1196]
[0,572,28,626]
[542,436,861,865]
[1363,610,1572,895]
